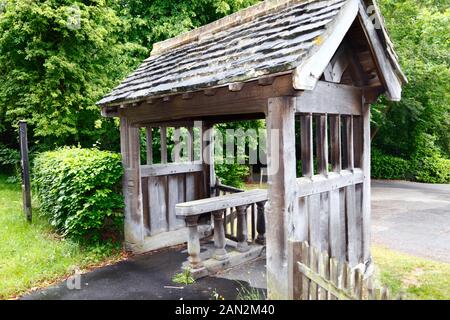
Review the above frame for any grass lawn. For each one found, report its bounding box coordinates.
[0,175,124,299]
[373,246,450,300]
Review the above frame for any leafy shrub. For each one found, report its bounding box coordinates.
[412,133,450,184]
[33,147,124,242]
[215,164,250,188]
[0,143,20,173]
[413,155,450,184]
[371,149,412,181]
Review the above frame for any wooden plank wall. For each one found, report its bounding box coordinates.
[141,125,206,236]
[296,107,365,268]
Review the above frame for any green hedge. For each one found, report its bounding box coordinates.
[33,147,124,242]
[372,148,450,184]
[371,149,412,181]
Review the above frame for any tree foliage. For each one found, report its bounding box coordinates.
[0,0,258,153]
[373,0,450,159]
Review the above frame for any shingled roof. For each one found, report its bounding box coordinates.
[98,0,404,106]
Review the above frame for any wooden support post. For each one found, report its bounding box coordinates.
[266,96,300,300]
[120,118,144,249]
[19,121,32,222]
[186,215,203,269]
[256,201,266,245]
[236,205,250,252]
[361,101,372,268]
[213,210,228,260]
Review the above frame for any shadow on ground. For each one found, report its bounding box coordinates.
[22,246,266,300]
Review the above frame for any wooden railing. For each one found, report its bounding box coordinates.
[214,184,266,244]
[176,189,268,269]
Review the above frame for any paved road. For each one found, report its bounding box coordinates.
[372,180,450,263]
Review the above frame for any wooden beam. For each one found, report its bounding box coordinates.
[293,0,359,90]
[297,170,364,198]
[141,162,203,178]
[229,83,245,92]
[258,77,275,86]
[358,3,402,101]
[121,75,295,124]
[176,189,268,216]
[204,88,217,96]
[296,82,362,115]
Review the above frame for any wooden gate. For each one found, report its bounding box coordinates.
[289,241,403,300]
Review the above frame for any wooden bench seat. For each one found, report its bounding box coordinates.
[175,189,268,270]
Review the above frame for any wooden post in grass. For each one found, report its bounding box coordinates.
[19,120,32,222]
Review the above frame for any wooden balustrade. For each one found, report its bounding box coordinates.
[176,189,267,269]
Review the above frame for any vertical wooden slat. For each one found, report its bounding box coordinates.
[167,175,179,231]
[316,115,328,174]
[330,258,339,300]
[174,127,182,163]
[301,242,310,300]
[308,194,321,250]
[309,247,320,300]
[185,126,197,202]
[343,116,358,266]
[148,176,168,234]
[288,240,302,300]
[202,122,215,198]
[146,127,153,165]
[318,250,330,300]
[160,126,168,164]
[329,115,345,261]
[148,126,168,234]
[316,115,330,253]
[329,115,341,173]
[301,114,316,252]
[300,114,314,178]
[354,269,364,299]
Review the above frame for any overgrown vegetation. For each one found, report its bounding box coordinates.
[33,147,124,242]
[172,269,195,286]
[0,174,123,299]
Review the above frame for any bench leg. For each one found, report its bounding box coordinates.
[213,210,228,261]
[237,205,250,252]
[186,216,203,269]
